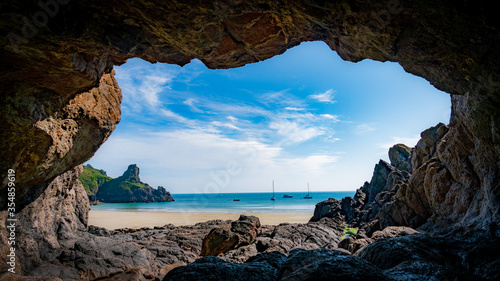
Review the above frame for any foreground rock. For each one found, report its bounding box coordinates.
[164,254,283,281]
[1,1,499,240]
[201,215,261,256]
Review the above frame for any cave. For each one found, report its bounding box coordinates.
[1,0,499,280]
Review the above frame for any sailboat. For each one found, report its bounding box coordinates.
[303,183,313,199]
[271,180,276,200]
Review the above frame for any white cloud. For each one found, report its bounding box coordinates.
[88,128,343,193]
[259,90,304,107]
[226,116,238,123]
[320,114,340,122]
[269,120,324,145]
[211,121,240,130]
[285,107,305,111]
[309,89,336,103]
[378,136,420,150]
[279,155,339,174]
[138,75,171,108]
[354,123,377,135]
[160,109,196,127]
[183,98,204,113]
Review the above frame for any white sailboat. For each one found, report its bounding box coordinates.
[303,183,312,199]
[271,180,276,200]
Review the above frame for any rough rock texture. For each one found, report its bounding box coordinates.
[201,215,262,256]
[357,233,500,280]
[0,165,89,276]
[0,70,121,210]
[338,226,418,254]
[1,0,499,233]
[388,144,412,173]
[164,255,282,281]
[278,248,388,281]
[1,0,500,279]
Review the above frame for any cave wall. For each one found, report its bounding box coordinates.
[0,0,499,229]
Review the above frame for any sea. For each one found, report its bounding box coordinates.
[90,191,355,214]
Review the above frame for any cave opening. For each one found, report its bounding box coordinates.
[84,41,451,197]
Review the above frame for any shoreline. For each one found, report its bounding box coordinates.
[88,210,312,229]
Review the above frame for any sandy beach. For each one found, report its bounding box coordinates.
[88,210,312,230]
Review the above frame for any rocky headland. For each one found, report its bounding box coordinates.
[1,0,500,280]
[79,164,174,204]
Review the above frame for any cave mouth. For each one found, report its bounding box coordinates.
[85,41,451,197]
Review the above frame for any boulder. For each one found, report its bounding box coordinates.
[278,248,389,281]
[201,215,261,256]
[200,227,239,257]
[163,255,280,281]
[388,144,412,173]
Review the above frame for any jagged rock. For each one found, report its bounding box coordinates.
[201,215,261,257]
[357,233,500,280]
[411,123,449,172]
[200,227,239,257]
[0,0,499,280]
[370,226,418,240]
[389,144,412,173]
[278,248,389,281]
[0,0,498,238]
[0,71,121,210]
[310,198,342,222]
[0,165,89,276]
[338,226,418,254]
[231,215,262,246]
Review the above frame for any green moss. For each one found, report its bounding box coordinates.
[341,224,359,240]
[78,165,111,195]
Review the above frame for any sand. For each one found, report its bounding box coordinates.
[88,210,312,230]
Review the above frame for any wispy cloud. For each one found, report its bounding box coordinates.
[320,114,340,122]
[211,121,240,130]
[285,107,305,111]
[354,123,377,135]
[309,89,336,103]
[259,90,304,107]
[378,136,420,150]
[139,75,171,108]
[269,119,324,145]
[183,98,204,113]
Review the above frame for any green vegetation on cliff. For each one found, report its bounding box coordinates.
[78,164,174,203]
[78,165,111,195]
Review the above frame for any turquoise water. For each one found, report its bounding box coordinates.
[90,191,354,214]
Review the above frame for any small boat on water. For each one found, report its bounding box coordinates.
[283,194,293,198]
[303,183,313,199]
[271,180,276,201]
[233,199,240,201]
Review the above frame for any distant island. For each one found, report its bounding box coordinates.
[78,164,174,204]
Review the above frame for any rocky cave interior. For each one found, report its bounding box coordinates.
[1,0,499,280]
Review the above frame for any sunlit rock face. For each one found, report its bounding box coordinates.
[0,0,499,234]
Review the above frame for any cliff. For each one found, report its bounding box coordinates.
[1,0,500,280]
[79,164,174,203]
[78,164,111,203]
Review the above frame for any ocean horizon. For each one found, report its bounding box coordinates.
[90,191,355,214]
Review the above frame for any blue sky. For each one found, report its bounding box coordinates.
[87,41,451,194]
